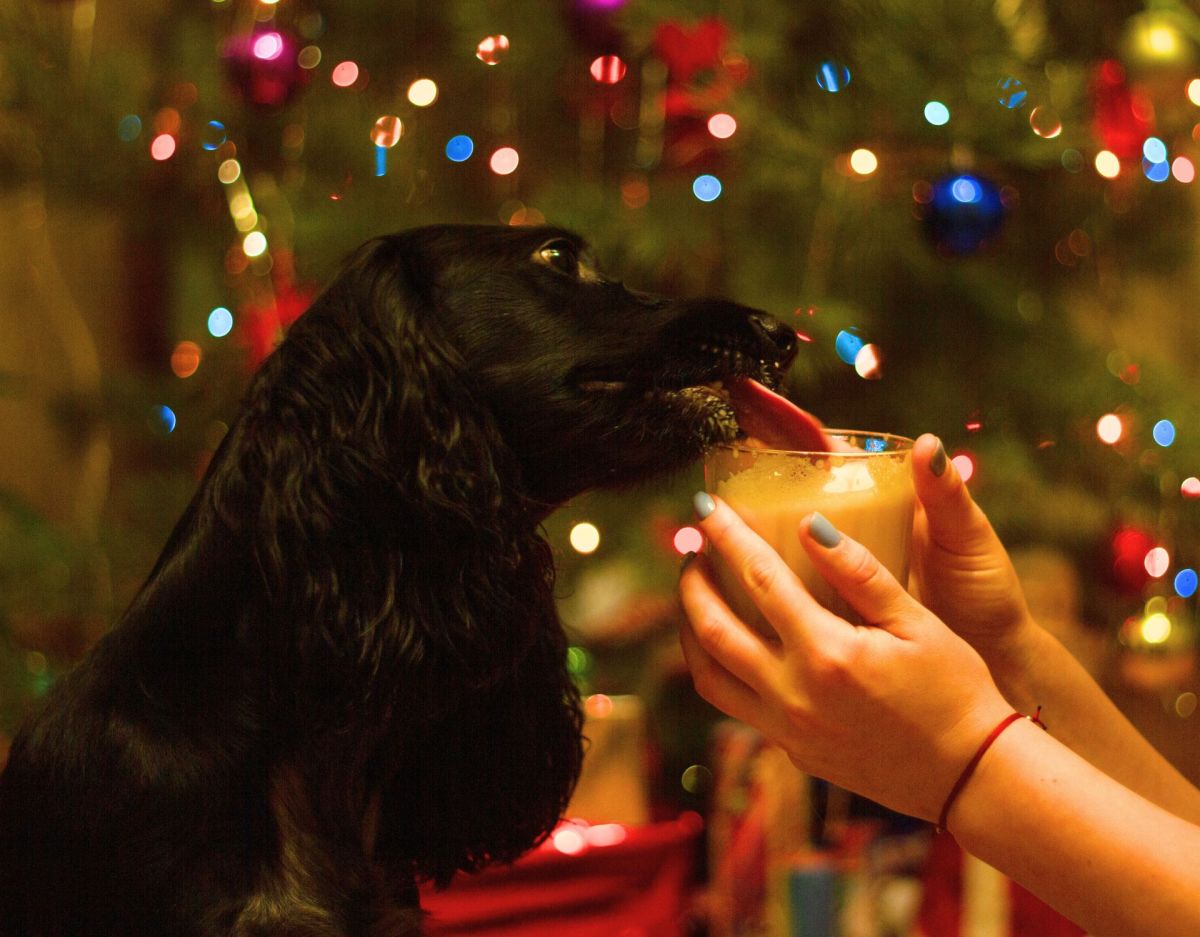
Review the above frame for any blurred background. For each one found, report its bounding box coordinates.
[3,0,1200,933]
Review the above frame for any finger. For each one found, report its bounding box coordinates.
[678,552,778,691]
[678,610,768,728]
[911,434,998,555]
[692,492,840,649]
[799,512,922,635]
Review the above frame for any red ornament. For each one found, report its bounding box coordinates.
[222,26,310,110]
[651,18,747,170]
[1110,524,1157,594]
[1090,59,1154,160]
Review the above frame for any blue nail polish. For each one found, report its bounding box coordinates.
[809,512,842,548]
[693,491,716,519]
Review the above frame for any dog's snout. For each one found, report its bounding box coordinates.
[749,313,798,364]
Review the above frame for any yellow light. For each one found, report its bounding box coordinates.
[1094,150,1121,179]
[1096,413,1123,444]
[407,78,439,107]
[569,522,600,554]
[849,148,878,175]
[242,231,268,258]
[218,159,242,184]
[1188,78,1200,106]
[1141,612,1172,645]
[1147,25,1181,58]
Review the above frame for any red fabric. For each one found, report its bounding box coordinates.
[916,833,1086,937]
[421,815,703,937]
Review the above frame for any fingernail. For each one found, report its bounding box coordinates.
[680,551,697,574]
[930,439,947,477]
[693,492,716,520]
[808,512,842,548]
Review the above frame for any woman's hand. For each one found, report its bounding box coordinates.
[909,434,1038,675]
[678,494,1011,822]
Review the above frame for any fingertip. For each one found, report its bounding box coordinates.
[693,491,716,520]
[806,512,843,549]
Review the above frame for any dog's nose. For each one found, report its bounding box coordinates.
[749,313,798,364]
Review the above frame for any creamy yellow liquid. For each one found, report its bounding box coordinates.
[707,444,914,630]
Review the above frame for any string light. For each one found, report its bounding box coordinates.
[924,101,950,125]
[1096,413,1124,444]
[331,61,359,87]
[207,307,234,338]
[707,113,737,138]
[674,527,703,554]
[445,135,474,162]
[951,453,975,483]
[150,134,176,160]
[1095,150,1121,178]
[692,174,722,201]
[569,522,600,554]
[407,78,438,106]
[489,146,519,175]
[849,148,878,175]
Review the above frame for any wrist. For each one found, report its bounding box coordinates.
[977,613,1047,709]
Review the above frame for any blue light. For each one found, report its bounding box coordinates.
[374,145,387,177]
[157,405,177,434]
[692,174,722,202]
[201,120,227,151]
[1143,158,1170,183]
[996,76,1027,108]
[117,115,142,143]
[207,307,233,338]
[950,176,982,204]
[816,61,851,93]
[1152,419,1176,447]
[1175,568,1198,599]
[865,436,886,452]
[924,101,950,126]
[445,134,475,162]
[1143,137,1167,163]
[835,329,864,365]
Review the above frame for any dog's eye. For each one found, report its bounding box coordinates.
[535,240,581,277]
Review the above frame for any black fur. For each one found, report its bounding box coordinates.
[0,225,796,936]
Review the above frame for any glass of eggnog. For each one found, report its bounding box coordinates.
[704,432,915,631]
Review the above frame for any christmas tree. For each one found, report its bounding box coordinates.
[3,0,1200,792]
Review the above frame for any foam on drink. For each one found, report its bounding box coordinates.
[706,436,915,631]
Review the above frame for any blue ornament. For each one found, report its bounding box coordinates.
[921,173,1006,255]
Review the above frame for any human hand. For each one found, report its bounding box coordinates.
[678,494,1011,822]
[909,434,1038,673]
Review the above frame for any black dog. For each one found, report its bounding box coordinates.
[0,225,797,936]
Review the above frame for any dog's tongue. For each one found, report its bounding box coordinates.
[727,377,836,452]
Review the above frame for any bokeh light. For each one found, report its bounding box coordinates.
[1143,157,1170,182]
[849,148,878,175]
[370,115,403,148]
[951,453,975,483]
[217,158,241,184]
[242,231,268,257]
[298,45,321,69]
[1145,546,1170,578]
[489,146,519,175]
[150,134,176,161]
[551,827,587,856]
[1096,413,1124,444]
[674,526,704,555]
[476,34,510,65]
[692,174,722,202]
[171,341,202,378]
[157,405,177,434]
[201,120,227,151]
[1095,150,1121,178]
[1029,105,1062,138]
[854,343,883,379]
[585,823,628,847]
[1153,419,1176,447]
[1188,78,1200,106]
[707,113,737,138]
[1182,476,1200,498]
[924,101,950,125]
[208,306,234,338]
[117,114,142,142]
[996,76,1027,108]
[445,134,474,162]
[252,31,284,61]
[331,61,359,87]
[589,55,626,84]
[569,522,600,554]
[1175,568,1199,599]
[835,329,864,364]
[1141,611,1172,645]
[407,78,438,106]
[815,61,850,92]
[1172,156,1195,183]
[1144,137,1168,163]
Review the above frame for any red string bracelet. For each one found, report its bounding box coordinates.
[936,706,1046,834]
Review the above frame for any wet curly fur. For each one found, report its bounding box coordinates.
[0,224,796,936]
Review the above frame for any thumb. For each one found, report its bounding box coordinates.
[911,434,997,554]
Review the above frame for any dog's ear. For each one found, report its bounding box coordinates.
[222,237,552,725]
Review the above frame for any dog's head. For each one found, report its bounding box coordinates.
[339,224,798,508]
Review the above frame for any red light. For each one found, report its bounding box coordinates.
[673,526,704,555]
[589,55,627,84]
[951,453,975,483]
